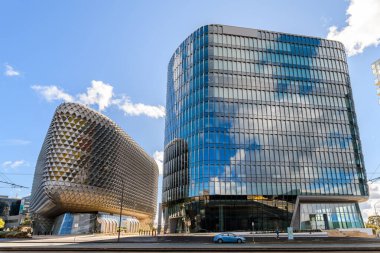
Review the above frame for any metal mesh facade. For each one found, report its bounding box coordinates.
[31,103,158,233]
[163,25,368,233]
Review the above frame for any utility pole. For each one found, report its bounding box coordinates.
[117,182,125,243]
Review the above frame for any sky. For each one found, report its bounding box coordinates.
[0,0,380,221]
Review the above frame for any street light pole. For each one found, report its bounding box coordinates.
[252,221,255,244]
[117,182,125,243]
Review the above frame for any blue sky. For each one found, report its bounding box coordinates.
[1,0,380,220]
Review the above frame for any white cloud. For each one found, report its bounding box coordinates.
[31,81,165,118]
[0,139,31,146]
[78,80,113,112]
[113,96,166,119]
[153,151,164,174]
[360,182,380,222]
[327,0,380,56]
[2,160,27,169]
[32,85,74,102]
[320,16,332,28]
[4,64,20,76]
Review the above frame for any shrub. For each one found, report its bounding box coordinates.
[0,231,30,238]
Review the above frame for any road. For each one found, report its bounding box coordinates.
[3,251,380,253]
[1,234,380,252]
[2,242,380,252]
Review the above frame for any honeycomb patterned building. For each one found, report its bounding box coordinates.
[30,103,159,234]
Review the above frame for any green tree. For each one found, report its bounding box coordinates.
[21,218,31,226]
[367,215,380,227]
[366,215,380,234]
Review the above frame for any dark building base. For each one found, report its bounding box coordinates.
[164,196,294,233]
[163,196,365,233]
[32,212,141,235]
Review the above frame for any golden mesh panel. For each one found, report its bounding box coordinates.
[30,103,159,224]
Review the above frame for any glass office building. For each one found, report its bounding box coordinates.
[162,25,368,233]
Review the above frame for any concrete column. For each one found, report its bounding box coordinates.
[157,203,162,234]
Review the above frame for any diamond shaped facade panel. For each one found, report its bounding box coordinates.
[30,102,158,228]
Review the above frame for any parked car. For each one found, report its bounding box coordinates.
[213,233,246,243]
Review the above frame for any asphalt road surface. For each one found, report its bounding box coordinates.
[1,234,380,252]
[2,242,380,252]
[0,250,379,253]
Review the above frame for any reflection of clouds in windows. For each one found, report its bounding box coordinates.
[210,149,249,195]
[204,82,359,196]
[275,82,289,100]
[299,83,314,95]
[191,35,362,198]
[327,132,352,149]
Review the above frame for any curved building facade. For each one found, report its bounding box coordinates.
[31,103,158,234]
[163,25,368,233]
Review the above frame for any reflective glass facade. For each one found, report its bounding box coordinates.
[300,203,363,230]
[163,25,368,233]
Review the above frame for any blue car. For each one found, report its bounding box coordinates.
[213,233,246,243]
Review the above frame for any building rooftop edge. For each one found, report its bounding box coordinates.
[169,24,346,63]
[211,24,343,45]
